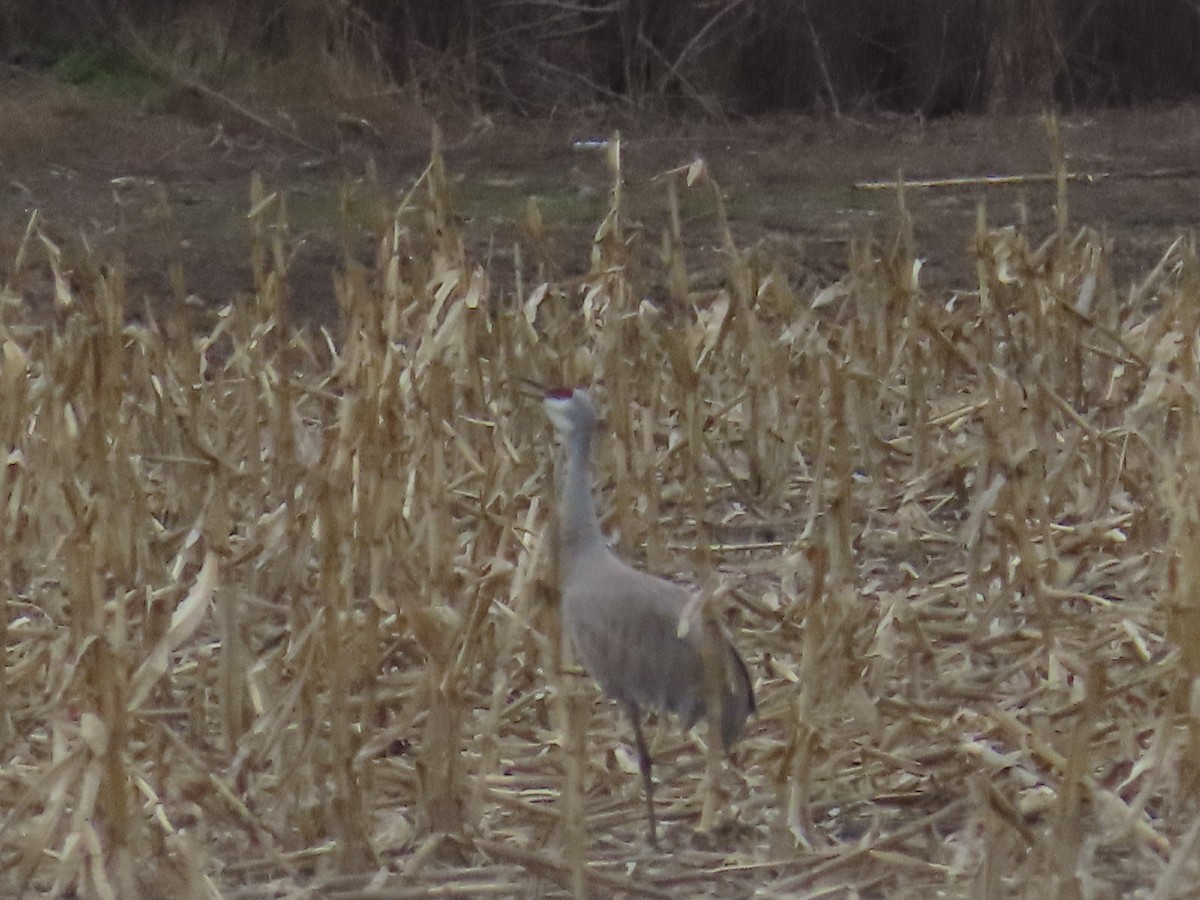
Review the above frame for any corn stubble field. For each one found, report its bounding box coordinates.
[1,134,1198,898]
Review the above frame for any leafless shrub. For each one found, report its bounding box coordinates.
[6,1,1200,115]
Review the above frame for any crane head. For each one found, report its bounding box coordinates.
[542,386,596,437]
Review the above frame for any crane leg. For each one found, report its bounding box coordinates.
[627,705,659,849]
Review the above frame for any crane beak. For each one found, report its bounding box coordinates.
[514,377,547,399]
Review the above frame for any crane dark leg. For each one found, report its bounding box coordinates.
[626,704,659,848]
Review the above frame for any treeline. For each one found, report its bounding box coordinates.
[4,0,1200,115]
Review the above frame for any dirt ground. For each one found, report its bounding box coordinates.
[4,70,1200,327]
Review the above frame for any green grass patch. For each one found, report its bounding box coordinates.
[53,46,165,104]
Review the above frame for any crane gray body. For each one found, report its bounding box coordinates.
[542,387,754,845]
[563,549,753,751]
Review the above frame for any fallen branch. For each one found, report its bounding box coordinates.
[855,167,1199,191]
[119,26,329,158]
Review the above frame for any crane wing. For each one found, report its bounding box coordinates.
[563,558,754,747]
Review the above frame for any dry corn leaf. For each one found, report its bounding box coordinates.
[128,552,218,712]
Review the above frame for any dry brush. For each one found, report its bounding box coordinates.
[0,136,1198,897]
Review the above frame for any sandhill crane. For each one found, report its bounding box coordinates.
[540,386,755,846]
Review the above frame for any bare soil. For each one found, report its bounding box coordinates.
[4,71,1200,328]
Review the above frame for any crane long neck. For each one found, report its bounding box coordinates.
[559,424,605,562]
